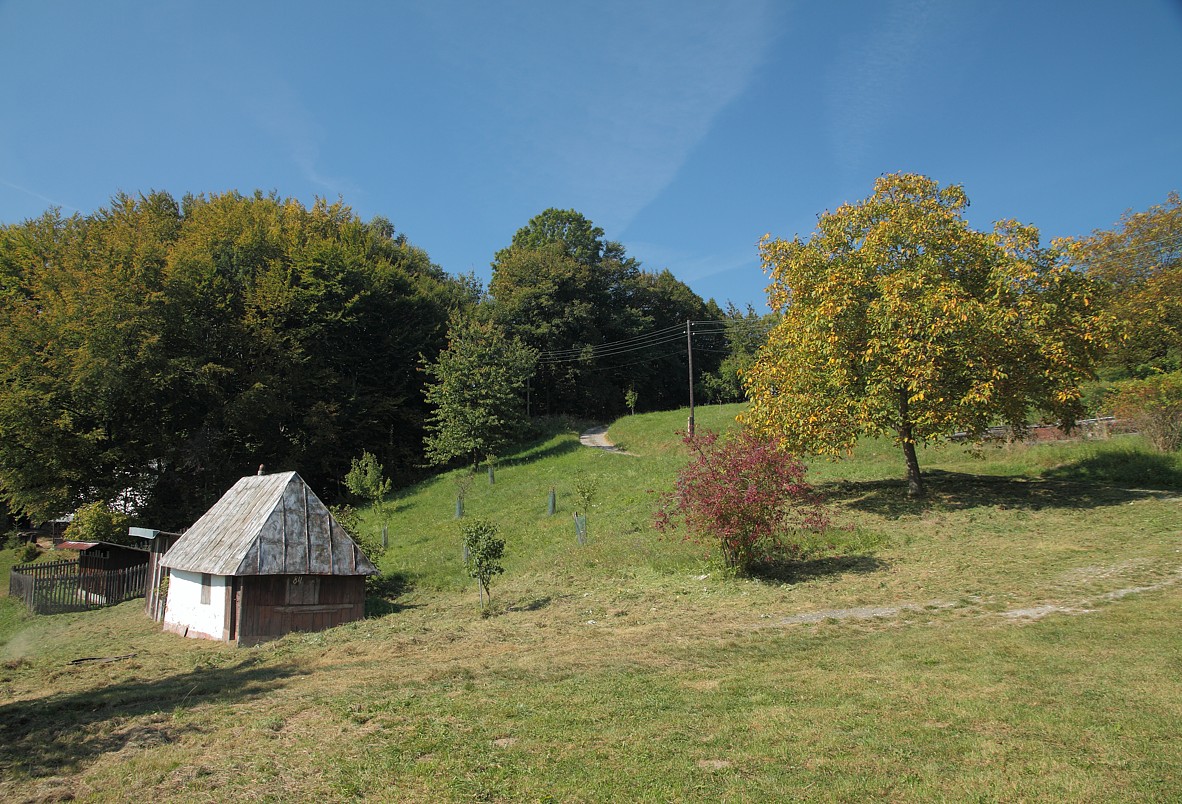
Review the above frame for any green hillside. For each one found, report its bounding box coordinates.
[2,407,1182,801]
[367,404,750,594]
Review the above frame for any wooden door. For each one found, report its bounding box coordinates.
[228,578,240,643]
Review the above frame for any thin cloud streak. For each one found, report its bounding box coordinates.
[557,4,779,233]
[413,1,780,236]
[630,239,765,299]
[824,0,950,176]
[236,74,360,201]
[0,179,79,214]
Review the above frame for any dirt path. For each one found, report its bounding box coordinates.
[579,425,635,455]
[762,565,1182,630]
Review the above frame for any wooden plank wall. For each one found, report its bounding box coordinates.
[144,550,171,622]
[236,575,365,646]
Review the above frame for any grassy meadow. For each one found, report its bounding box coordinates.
[2,404,1181,802]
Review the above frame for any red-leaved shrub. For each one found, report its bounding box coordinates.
[653,429,828,572]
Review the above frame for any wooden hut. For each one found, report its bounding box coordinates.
[57,540,150,573]
[160,471,377,646]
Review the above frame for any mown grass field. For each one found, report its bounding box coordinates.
[2,405,1181,802]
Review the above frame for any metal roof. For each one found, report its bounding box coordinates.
[128,526,182,541]
[161,472,378,576]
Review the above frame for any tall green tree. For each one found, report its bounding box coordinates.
[155,194,463,521]
[490,244,611,415]
[489,209,720,417]
[494,207,629,268]
[422,314,537,467]
[625,269,725,411]
[741,174,1109,497]
[0,194,182,520]
[0,191,464,527]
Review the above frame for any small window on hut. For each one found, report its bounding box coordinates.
[286,576,320,605]
[200,573,211,605]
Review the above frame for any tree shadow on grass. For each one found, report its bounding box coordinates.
[500,415,602,469]
[414,425,586,482]
[749,553,889,585]
[365,571,420,618]
[821,468,1176,519]
[501,438,582,469]
[1041,447,1182,490]
[0,658,303,781]
[509,595,553,612]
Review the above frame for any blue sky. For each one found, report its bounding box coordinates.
[1,0,1179,310]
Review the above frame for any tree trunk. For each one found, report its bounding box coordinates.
[898,388,925,498]
[902,439,924,498]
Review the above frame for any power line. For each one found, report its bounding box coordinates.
[558,329,687,356]
[535,331,688,365]
[535,321,686,354]
[534,322,687,360]
[575,349,689,373]
[534,317,775,366]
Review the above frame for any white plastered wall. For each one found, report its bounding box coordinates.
[163,569,228,640]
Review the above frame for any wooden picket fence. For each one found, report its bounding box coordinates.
[8,559,148,614]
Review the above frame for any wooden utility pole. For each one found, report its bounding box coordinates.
[686,319,695,437]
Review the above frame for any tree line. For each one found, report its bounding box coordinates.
[3,180,1173,527]
[418,208,773,468]
[0,195,738,528]
[0,191,471,528]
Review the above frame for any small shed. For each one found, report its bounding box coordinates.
[160,471,378,646]
[57,540,150,572]
[53,540,150,605]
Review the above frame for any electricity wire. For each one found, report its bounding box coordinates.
[575,349,689,373]
[533,322,687,361]
[534,318,774,367]
[535,331,688,365]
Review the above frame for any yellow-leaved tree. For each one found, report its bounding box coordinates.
[741,173,1109,497]
[1058,191,1181,378]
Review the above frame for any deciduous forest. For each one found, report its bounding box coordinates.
[0,195,741,528]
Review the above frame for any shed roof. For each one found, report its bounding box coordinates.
[57,541,99,551]
[58,541,149,555]
[161,472,378,577]
[129,526,182,541]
